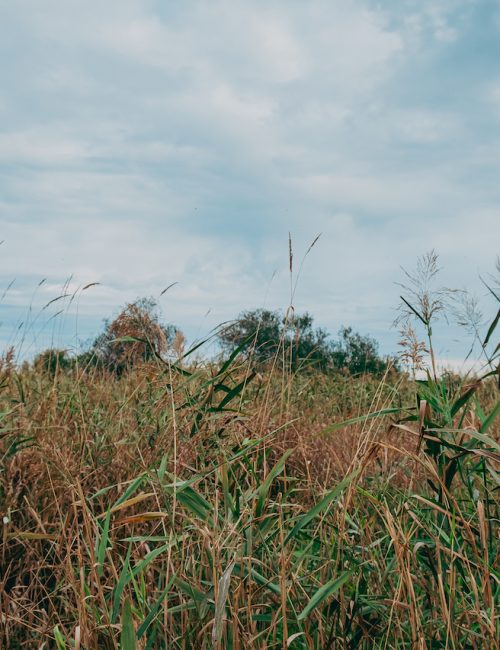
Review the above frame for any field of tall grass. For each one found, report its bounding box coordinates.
[0,255,498,649]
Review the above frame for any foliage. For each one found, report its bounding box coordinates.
[219,308,282,364]
[0,351,497,648]
[86,297,180,375]
[331,326,393,376]
[219,308,390,375]
[33,348,71,376]
[0,255,498,648]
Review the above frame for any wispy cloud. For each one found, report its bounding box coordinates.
[1,0,499,358]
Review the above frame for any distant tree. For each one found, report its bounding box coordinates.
[286,313,333,372]
[219,310,393,376]
[219,309,282,364]
[331,326,391,376]
[86,297,180,375]
[219,308,334,371]
[33,348,71,376]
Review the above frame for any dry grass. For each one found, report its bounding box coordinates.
[0,350,498,649]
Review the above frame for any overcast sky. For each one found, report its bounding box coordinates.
[1,0,499,363]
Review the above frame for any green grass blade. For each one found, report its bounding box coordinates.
[120,599,137,650]
[137,572,177,639]
[255,449,292,518]
[112,544,133,623]
[483,308,500,348]
[320,408,402,437]
[96,510,111,578]
[53,626,66,650]
[212,561,235,646]
[480,402,500,434]
[298,571,352,621]
[285,470,360,544]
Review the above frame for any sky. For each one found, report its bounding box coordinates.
[0,0,499,366]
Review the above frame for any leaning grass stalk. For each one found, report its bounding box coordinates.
[278,495,288,649]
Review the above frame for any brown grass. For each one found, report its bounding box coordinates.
[0,356,498,648]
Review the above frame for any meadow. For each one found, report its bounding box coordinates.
[0,256,498,649]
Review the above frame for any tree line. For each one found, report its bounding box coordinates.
[34,297,396,377]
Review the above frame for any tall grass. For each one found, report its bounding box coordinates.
[0,255,498,649]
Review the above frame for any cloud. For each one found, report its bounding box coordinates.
[0,0,499,361]
[210,85,276,122]
[390,109,461,143]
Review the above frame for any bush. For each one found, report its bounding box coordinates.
[218,309,392,375]
[84,297,180,375]
[33,348,71,376]
[219,308,334,371]
[331,326,393,376]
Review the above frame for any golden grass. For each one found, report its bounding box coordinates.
[0,338,498,648]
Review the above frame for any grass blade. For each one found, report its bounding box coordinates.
[212,561,235,646]
[298,571,352,621]
[285,469,359,544]
[120,599,137,650]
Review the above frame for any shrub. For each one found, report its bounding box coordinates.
[331,326,393,376]
[219,308,334,371]
[219,309,392,375]
[85,297,180,375]
[33,348,71,376]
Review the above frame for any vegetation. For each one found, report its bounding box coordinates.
[81,298,182,375]
[33,347,72,376]
[330,326,391,376]
[0,254,498,649]
[219,309,391,374]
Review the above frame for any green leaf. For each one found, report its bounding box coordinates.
[175,486,214,523]
[112,544,133,623]
[96,510,111,578]
[255,449,292,518]
[131,541,184,580]
[120,599,137,650]
[320,408,402,437]
[480,402,500,434]
[298,571,352,621]
[450,384,478,417]
[157,454,168,482]
[53,626,66,650]
[137,573,177,639]
[174,578,208,602]
[217,372,256,410]
[111,473,147,509]
[233,563,281,595]
[285,469,359,544]
[217,333,255,375]
[212,561,235,645]
[483,308,500,348]
[430,427,500,452]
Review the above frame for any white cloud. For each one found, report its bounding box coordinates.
[420,5,459,43]
[210,85,276,122]
[251,17,307,83]
[485,79,500,118]
[0,131,90,165]
[390,109,461,143]
[290,169,455,214]
[0,0,498,361]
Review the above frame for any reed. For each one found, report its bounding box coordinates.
[0,255,498,649]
